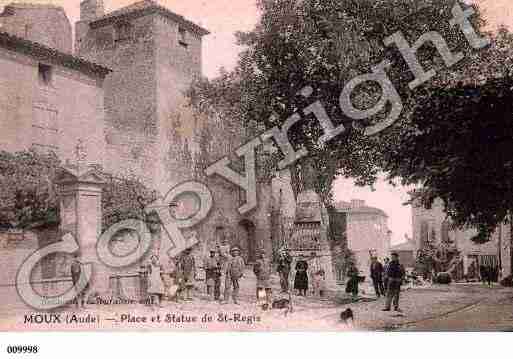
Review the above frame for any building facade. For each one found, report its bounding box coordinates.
[411,196,512,279]
[0,1,303,271]
[333,200,391,277]
[75,0,208,193]
[0,11,109,166]
[389,236,416,269]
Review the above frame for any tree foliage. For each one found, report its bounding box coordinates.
[0,150,60,229]
[188,0,513,240]
[387,75,513,241]
[187,0,486,201]
[0,149,155,232]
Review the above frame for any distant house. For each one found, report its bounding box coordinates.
[333,200,391,277]
[390,236,416,269]
[411,195,512,280]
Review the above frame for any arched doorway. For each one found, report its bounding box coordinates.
[238,219,257,264]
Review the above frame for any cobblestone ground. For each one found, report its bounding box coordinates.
[1,273,512,331]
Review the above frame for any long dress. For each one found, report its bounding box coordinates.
[147,263,165,295]
[163,260,178,298]
[294,260,309,291]
[346,265,359,296]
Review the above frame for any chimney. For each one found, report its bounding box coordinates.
[350,199,365,208]
[80,0,104,22]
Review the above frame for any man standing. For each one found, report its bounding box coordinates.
[277,249,292,293]
[383,252,405,312]
[383,257,390,295]
[222,246,245,304]
[253,250,272,308]
[370,257,385,298]
[204,248,221,301]
[178,248,196,301]
[254,250,272,306]
[70,253,89,309]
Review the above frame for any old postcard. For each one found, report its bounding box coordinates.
[0,0,512,339]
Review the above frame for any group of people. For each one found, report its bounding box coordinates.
[276,250,327,298]
[145,247,330,309]
[369,253,406,312]
[144,245,247,308]
[70,245,330,310]
[145,247,197,309]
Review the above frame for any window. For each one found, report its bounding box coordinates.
[178,27,188,48]
[115,22,132,42]
[32,105,58,151]
[38,63,52,86]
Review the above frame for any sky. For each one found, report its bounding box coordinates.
[1,0,511,244]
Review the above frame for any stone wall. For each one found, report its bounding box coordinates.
[155,14,202,192]
[77,13,158,186]
[76,10,205,194]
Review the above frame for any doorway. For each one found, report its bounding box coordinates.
[238,219,257,264]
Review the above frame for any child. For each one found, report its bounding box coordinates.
[163,255,179,301]
[147,255,165,310]
[312,269,326,298]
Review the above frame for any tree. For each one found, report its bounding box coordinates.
[0,149,60,229]
[0,149,156,232]
[188,0,513,252]
[188,0,494,205]
[385,75,513,242]
[327,207,355,282]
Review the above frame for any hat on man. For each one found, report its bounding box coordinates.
[230,246,241,253]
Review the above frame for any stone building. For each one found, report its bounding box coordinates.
[333,200,391,277]
[389,235,416,269]
[0,0,301,268]
[0,7,109,166]
[75,0,208,193]
[0,1,340,303]
[412,196,512,279]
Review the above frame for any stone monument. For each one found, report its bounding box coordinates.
[55,141,107,295]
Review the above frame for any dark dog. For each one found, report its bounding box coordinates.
[269,292,293,316]
[340,308,354,324]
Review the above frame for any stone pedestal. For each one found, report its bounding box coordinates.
[55,164,106,295]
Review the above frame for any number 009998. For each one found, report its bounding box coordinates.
[6,345,39,354]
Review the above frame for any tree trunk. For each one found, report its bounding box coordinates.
[510,211,513,277]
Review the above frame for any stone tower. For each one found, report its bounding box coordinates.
[76,0,209,193]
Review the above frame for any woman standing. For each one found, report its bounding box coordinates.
[346,263,359,298]
[294,255,309,296]
[147,255,165,309]
[163,255,179,301]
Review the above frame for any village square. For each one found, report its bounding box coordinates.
[0,0,513,332]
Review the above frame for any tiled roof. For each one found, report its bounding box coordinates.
[390,240,415,252]
[334,201,388,217]
[89,0,209,36]
[0,30,111,77]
